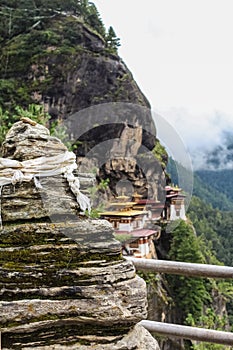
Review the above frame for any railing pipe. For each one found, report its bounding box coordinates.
[126,257,233,279]
[140,320,233,346]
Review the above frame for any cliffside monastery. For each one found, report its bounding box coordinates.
[100,185,186,259]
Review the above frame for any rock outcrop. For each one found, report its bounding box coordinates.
[66,102,166,202]
[0,119,160,349]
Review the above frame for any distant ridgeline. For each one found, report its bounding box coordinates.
[167,157,233,211]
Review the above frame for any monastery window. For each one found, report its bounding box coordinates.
[120,219,130,223]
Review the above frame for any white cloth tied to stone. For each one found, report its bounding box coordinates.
[0,151,91,228]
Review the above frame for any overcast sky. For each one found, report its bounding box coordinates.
[94,0,233,161]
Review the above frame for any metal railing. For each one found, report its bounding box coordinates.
[127,257,233,346]
[139,320,233,346]
[126,257,233,279]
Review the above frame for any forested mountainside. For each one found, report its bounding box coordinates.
[167,157,233,265]
[188,196,233,269]
[188,197,233,331]
[166,157,233,346]
[144,218,233,350]
[193,172,233,211]
[196,169,233,209]
[1,2,233,350]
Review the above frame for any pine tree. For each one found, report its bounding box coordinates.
[167,220,211,323]
[106,26,120,53]
[84,2,105,37]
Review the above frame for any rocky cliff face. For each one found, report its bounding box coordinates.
[0,13,149,116]
[0,119,160,349]
[0,8,167,200]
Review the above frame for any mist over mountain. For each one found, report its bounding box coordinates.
[190,129,233,170]
[160,108,233,170]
